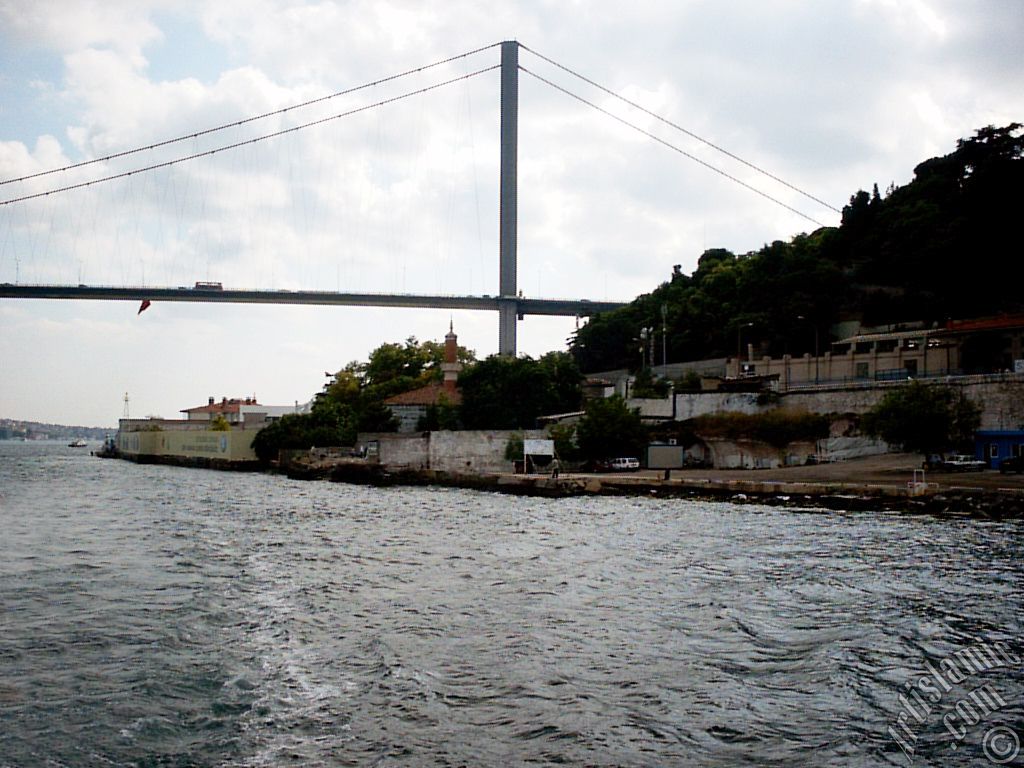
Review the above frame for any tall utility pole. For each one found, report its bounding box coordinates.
[497,40,519,356]
[661,303,668,368]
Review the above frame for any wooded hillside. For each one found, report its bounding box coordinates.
[570,124,1023,372]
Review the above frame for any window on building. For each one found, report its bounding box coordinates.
[855,362,870,379]
[990,443,999,459]
[855,341,873,353]
[877,340,899,353]
[904,360,918,376]
[1014,444,1024,458]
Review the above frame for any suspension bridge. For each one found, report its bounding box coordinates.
[0,41,836,356]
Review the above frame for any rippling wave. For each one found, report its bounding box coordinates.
[1,443,1021,766]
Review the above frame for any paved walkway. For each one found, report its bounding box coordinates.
[572,452,1024,495]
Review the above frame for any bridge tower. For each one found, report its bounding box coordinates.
[498,40,519,356]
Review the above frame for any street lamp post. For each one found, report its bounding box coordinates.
[736,322,754,377]
[661,303,668,368]
[797,315,820,384]
[639,326,655,370]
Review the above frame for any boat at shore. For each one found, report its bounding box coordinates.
[93,435,118,458]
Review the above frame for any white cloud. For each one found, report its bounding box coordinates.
[0,0,169,57]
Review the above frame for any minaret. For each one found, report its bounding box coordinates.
[441,321,462,394]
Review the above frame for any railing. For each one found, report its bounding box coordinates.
[874,368,963,381]
[782,370,1024,393]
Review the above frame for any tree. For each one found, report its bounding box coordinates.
[631,367,669,398]
[575,396,648,461]
[568,125,1024,372]
[548,422,580,462]
[357,336,475,391]
[356,400,399,433]
[459,354,582,429]
[861,382,981,458]
[252,410,355,463]
[362,338,429,388]
[253,331,472,462]
[537,351,584,412]
[209,414,231,431]
[416,393,461,431]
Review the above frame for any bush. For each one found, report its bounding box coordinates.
[548,422,580,462]
[210,414,231,431]
[631,367,670,398]
[675,370,702,392]
[692,410,830,448]
[504,432,524,462]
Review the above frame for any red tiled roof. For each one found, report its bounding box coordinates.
[384,382,462,407]
[945,314,1024,333]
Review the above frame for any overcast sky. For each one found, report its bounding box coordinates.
[2,0,1022,427]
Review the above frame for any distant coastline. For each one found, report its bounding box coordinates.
[0,418,115,442]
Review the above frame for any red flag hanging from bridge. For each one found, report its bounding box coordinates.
[137,300,151,314]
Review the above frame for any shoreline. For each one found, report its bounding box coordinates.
[281,458,1024,519]
[106,449,1024,518]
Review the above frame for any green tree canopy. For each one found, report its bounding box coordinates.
[252,335,474,462]
[570,124,1024,373]
[860,382,981,458]
[460,356,581,434]
[251,408,357,463]
[631,367,670,398]
[458,353,583,429]
[575,395,648,461]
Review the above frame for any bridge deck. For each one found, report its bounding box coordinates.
[0,284,625,317]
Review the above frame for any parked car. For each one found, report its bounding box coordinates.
[999,455,1024,474]
[595,457,640,472]
[942,454,987,472]
[602,460,634,473]
[924,453,986,472]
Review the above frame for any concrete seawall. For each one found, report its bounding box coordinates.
[661,373,1024,430]
[277,455,1024,518]
[117,428,258,465]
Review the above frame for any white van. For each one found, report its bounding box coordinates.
[609,457,640,471]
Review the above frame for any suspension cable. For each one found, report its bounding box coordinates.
[521,66,827,228]
[520,44,840,214]
[1,42,502,187]
[0,66,500,207]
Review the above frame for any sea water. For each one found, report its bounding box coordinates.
[1,442,1022,766]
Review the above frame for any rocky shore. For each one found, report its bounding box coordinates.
[278,453,1024,519]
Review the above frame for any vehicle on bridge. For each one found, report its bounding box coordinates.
[194,281,223,290]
